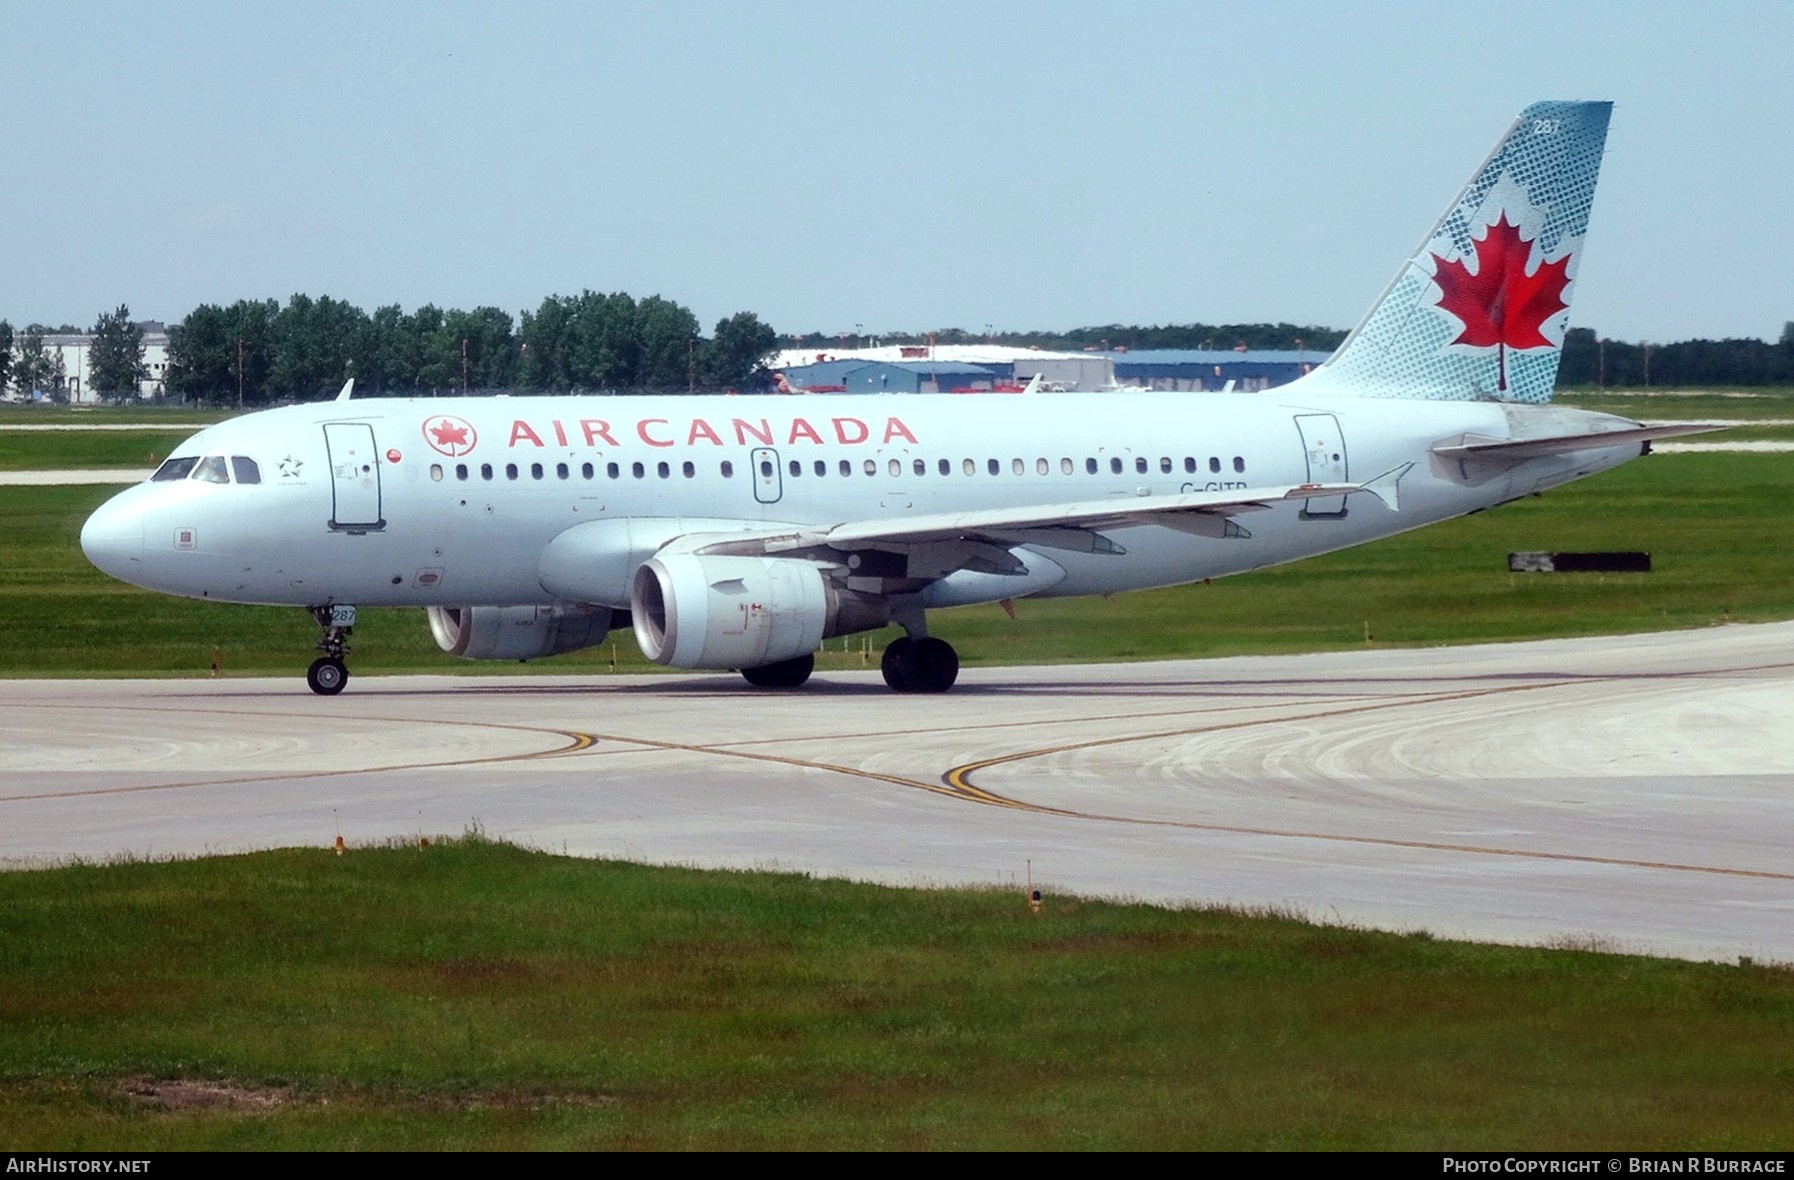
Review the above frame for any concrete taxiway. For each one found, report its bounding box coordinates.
[4,622,1791,963]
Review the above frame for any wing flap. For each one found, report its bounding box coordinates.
[708,482,1380,562]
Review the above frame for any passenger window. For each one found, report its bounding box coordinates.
[963,458,975,476]
[1085,458,1097,474]
[632,462,645,478]
[815,460,826,477]
[1160,457,1172,474]
[582,462,594,479]
[1135,457,1147,474]
[789,460,801,477]
[231,456,262,484]
[1011,458,1023,475]
[481,463,494,480]
[685,461,697,478]
[192,455,230,484]
[456,463,469,480]
[987,458,999,475]
[864,459,876,476]
[429,464,443,482]
[721,460,734,478]
[913,459,926,476]
[556,462,570,480]
[1036,458,1048,475]
[505,463,519,480]
[657,461,669,478]
[531,462,544,480]
[888,459,901,477]
[1061,458,1073,475]
[152,456,199,482]
[761,460,773,477]
[607,462,620,479]
[1233,456,1245,473]
[1184,457,1196,473]
[840,460,852,477]
[1209,457,1221,473]
[1110,458,1122,474]
[938,458,950,476]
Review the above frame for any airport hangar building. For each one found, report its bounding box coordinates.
[773,346,1331,393]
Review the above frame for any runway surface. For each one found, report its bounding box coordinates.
[5,622,1792,963]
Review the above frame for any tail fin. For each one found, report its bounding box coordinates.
[1299,101,1612,404]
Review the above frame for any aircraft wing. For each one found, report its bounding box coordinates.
[690,481,1390,570]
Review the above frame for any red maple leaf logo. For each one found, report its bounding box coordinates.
[430,421,468,447]
[422,415,477,457]
[1430,213,1573,391]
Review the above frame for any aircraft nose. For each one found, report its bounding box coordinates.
[81,493,145,583]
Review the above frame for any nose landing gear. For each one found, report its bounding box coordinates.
[307,604,356,695]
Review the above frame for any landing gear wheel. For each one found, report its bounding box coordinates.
[909,637,959,693]
[882,637,959,693]
[881,637,914,691]
[307,657,349,696]
[741,652,814,689]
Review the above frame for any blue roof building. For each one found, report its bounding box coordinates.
[1106,349,1332,392]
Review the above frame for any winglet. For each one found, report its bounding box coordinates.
[1021,373,1044,395]
[335,378,355,402]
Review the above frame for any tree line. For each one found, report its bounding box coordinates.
[165,294,778,404]
[0,294,779,404]
[1558,326,1794,388]
[6,308,1794,402]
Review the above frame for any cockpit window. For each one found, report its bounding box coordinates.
[192,455,230,484]
[231,456,262,485]
[152,456,199,482]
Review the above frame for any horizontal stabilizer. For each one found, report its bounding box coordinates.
[1433,421,1732,461]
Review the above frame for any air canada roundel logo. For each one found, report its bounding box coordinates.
[423,414,477,458]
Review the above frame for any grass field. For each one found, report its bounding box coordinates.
[6,451,1792,678]
[3,836,1792,1150]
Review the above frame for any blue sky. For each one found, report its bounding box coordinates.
[6,0,1791,343]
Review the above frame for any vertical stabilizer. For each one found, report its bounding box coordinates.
[1299,101,1611,404]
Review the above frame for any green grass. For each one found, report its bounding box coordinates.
[7,452,1794,678]
[0,430,198,471]
[3,836,1791,1150]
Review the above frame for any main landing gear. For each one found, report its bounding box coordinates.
[881,635,958,693]
[737,629,960,693]
[306,604,355,696]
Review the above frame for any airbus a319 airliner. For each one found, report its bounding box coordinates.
[82,101,1714,695]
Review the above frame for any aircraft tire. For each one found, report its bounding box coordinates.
[741,653,814,689]
[881,637,915,691]
[909,637,959,693]
[882,637,958,693]
[307,657,349,696]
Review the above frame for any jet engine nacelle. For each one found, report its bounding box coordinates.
[631,554,884,670]
[426,604,616,661]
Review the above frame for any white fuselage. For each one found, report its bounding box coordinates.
[80,388,1641,613]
